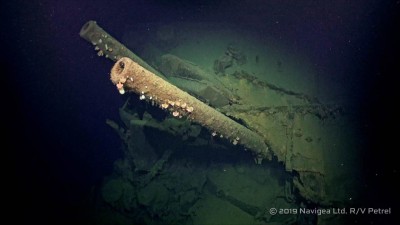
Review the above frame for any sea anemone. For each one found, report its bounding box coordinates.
[116,82,123,89]
[161,103,169,109]
[186,106,194,113]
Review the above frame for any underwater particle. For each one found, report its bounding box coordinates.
[94,46,99,51]
[186,106,194,113]
[212,131,217,136]
[139,94,146,100]
[97,50,104,56]
[220,134,223,138]
[172,111,179,117]
[149,96,153,100]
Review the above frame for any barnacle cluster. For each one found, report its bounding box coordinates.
[92,34,118,60]
[157,99,195,119]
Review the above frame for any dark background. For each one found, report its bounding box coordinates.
[1,0,398,224]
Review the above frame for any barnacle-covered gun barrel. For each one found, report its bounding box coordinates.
[79,20,167,80]
[111,57,272,161]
